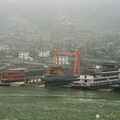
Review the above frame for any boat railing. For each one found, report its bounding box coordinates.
[94,75,119,80]
[92,79,120,85]
[95,71,120,74]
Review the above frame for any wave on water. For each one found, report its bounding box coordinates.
[78,98,120,103]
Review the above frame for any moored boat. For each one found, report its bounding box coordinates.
[71,62,120,90]
[41,65,78,86]
[0,68,29,83]
[0,67,47,83]
[0,82,11,86]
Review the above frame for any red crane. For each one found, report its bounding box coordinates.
[52,49,83,76]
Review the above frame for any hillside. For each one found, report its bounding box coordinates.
[0,0,120,66]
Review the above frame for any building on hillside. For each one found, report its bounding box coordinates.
[0,45,9,50]
[38,50,50,57]
[19,52,32,60]
[58,56,69,65]
[19,52,29,60]
[19,52,34,61]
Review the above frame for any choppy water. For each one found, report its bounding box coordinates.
[0,86,120,120]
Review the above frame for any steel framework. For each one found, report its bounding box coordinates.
[52,49,83,76]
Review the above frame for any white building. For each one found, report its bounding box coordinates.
[19,52,30,60]
[58,56,69,65]
[38,50,50,57]
[0,45,9,50]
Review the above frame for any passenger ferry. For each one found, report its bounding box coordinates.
[71,62,120,90]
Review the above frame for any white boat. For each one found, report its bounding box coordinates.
[71,62,120,90]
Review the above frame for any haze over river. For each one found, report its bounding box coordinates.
[0,86,120,120]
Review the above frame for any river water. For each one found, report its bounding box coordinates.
[0,86,120,120]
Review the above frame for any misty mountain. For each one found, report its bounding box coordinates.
[0,0,120,24]
[0,0,120,51]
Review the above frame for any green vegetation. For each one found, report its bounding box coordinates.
[0,0,120,70]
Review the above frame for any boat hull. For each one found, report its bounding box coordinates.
[71,81,120,90]
[0,83,11,86]
[71,85,112,90]
[1,78,29,83]
[41,77,78,85]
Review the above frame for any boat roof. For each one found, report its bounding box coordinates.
[6,68,28,71]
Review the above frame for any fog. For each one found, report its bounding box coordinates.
[0,0,120,70]
[0,0,120,24]
[0,0,120,55]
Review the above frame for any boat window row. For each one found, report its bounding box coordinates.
[110,77,119,80]
[102,69,118,72]
[94,77,119,82]
[14,76,24,78]
[102,74,118,77]
[94,79,107,82]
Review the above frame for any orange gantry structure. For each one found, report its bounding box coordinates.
[52,49,83,76]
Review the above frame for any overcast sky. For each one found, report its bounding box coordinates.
[0,0,120,24]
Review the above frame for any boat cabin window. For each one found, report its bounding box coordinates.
[84,80,87,83]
